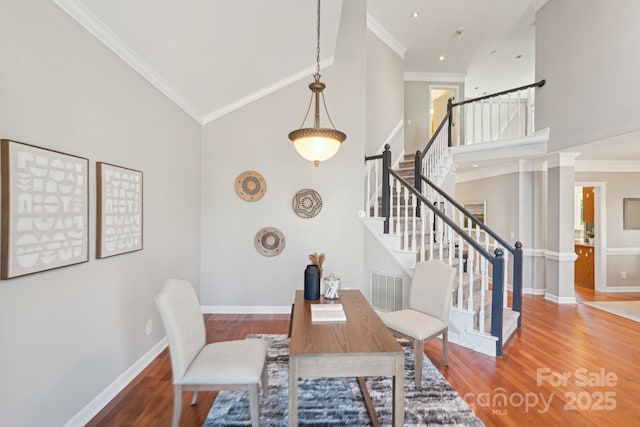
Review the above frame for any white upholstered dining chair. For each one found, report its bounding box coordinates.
[378,260,456,390]
[155,279,268,427]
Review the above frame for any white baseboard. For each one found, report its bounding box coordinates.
[544,293,577,304]
[62,337,167,427]
[201,305,292,314]
[522,287,546,296]
[600,285,640,293]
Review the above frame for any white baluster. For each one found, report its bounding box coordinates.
[388,175,394,233]
[503,248,509,308]
[457,234,464,309]
[508,92,512,138]
[373,161,379,217]
[517,90,522,137]
[395,179,401,235]
[420,199,426,262]
[479,257,487,333]
[489,98,493,141]
[480,99,485,142]
[467,248,474,312]
[403,186,409,250]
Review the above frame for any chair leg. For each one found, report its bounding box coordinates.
[414,339,424,391]
[248,383,260,427]
[172,385,183,427]
[261,359,269,395]
[443,329,449,366]
[190,391,199,406]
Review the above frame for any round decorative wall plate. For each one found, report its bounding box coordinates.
[235,171,266,202]
[292,188,322,218]
[254,227,285,257]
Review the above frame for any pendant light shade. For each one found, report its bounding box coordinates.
[288,0,346,167]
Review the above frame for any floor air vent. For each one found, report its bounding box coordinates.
[369,271,405,312]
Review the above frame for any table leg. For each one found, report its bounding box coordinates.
[288,356,298,427]
[393,353,404,427]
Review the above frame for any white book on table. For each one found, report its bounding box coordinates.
[310,304,346,323]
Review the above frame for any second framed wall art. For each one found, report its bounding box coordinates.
[96,162,143,258]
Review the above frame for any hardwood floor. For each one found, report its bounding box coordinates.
[87,288,640,427]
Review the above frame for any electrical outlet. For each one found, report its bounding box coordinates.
[621,271,627,280]
[146,319,153,336]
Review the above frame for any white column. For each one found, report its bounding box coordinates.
[544,153,579,304]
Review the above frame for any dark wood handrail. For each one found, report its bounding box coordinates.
[452,79,546,108]
[364,154,383,162]
[420,174,517,255]
[388,169,495,262]
[418,111,450,161]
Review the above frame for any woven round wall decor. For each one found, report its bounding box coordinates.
[292,188,322,218]
[235,171,266,202]
[254,227,285,257]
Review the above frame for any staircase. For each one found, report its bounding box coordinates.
[363,81,544,357]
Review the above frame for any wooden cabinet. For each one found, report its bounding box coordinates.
[574,244,594,289]
[583,187,594,223]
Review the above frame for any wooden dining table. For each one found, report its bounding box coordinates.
[288,289,405,426]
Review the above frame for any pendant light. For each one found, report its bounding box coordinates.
[288,0,346,167]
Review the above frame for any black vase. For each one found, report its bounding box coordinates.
[304,264,321,300]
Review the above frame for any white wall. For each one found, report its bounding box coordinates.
[199,0,367,307]
[0,1,202,426]
[366,30,404,156]
[536,0,640,150]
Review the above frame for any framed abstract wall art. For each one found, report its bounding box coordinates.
[1,139,89,279]
[96,162,143,258]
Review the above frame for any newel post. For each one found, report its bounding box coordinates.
[491,248,504,357]
[447,98,453,147]
[382,144,391,234]
[414,150,422,217]
[513,241,523,328]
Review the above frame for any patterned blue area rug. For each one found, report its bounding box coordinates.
[204,334,483,427]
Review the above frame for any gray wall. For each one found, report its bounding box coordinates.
[366,30,404,156]
[0,1,202,427]
[536,0,640,150]
[199,0,367,307]
[456,173,519,244]
[404,80,464,155]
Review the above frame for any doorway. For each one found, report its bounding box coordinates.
[429,86,458,146]
[574,182,607,291]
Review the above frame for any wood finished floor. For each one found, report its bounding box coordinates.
[87,287,640,427]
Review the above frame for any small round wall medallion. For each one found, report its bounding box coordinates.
[254,227,285,257]
[292,188,322,218]
[235,171,266,202]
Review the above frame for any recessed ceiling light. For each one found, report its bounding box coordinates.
[412,10,420,18]
[439,55,445,61]
[516,54,523,59]
[455,27,464,36]
[474,86,480,90]
[473,164,479,168]
[482,92,487,95]
[489,49,497,55]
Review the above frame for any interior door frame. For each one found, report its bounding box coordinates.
[575,181,607,291]
[428,84,460,146]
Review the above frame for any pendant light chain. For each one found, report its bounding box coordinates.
[314,0,321,81]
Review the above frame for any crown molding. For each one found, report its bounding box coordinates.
[366,15,406,59]
[404,72,466,83]
[52,0,203,124]
[202,58,334,125]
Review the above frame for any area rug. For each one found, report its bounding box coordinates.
[204,334,483,427]
[582,300,640,323]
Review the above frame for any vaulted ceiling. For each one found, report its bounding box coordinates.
[54,0,544,125]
